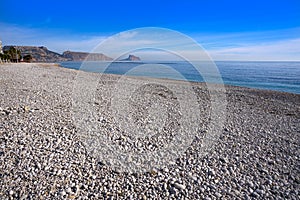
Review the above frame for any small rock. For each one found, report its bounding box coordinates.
[150,169,158,176]
[24,106,30,112]
[163,183,168,190]
[259,168,268,174]
[215,192,222,198]
[208,169,215,176]
[169,187,176,194]
[249,188,254,194]
[68,194,76,199]
[3,110,10,115]
[256,189,264,195]
[187,173,197,181]
[66,187,72,194]
[56,169,62,176]
[126,155,132,162]
[163,167,169,173]
[200,187,205,193]
[247,181,254,188]
[60,190,66,196]
[174,182,186,190]
[219,157,228,163]
[266,179,272,185]
[36,163,41,170]
[250,192,259,198]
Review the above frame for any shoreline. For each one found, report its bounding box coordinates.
[2,63,299,113]
[0,63,299,199]
[59,61,300,95]
[3,62,298,95]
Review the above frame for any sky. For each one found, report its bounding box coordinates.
[0,0,300,61]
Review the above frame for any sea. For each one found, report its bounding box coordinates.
[59,61,300,94]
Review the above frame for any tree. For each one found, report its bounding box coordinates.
[0,52,11,61]
[5,47,21,62]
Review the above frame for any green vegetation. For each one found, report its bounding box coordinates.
[0,53,10,61]
[23,54,33,62]
[0,46,32,62]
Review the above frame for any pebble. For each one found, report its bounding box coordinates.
[219,157,228,163]
[60,190,66,196]
[251,192,259,198]
[56,169,62,176]
[215,192,222,198]
[208,169,216,176]
[187,172,197,181]
[24,106,30,112]
[247,181,254,188]
[256,189,264,195]
[174,183,186,190]
[66,187,72,194]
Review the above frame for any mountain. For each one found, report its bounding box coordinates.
[120,54,141,61]
[3,46,69,62]
[62,51,112,61]
[3,46,113,62]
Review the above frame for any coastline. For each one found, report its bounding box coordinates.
[0,63,299,199]
[58,60,300,95]
[5,62,300,96]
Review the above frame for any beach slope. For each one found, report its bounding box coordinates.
[0,63,299,199]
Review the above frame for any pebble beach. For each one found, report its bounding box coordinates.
[0,63,299,199]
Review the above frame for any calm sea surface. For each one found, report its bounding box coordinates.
[60,61,300,94]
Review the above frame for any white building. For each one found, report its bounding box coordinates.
[0,40,3,54]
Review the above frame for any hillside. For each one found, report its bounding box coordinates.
[62,51,112,61]
[3,46,112,62]
[3,46,69,62]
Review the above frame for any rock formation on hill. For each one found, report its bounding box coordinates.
[120,54,141,61]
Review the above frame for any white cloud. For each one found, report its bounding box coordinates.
[92,28,210,60]
[209,38,300,61]
[116,31,138,39]
[44,36,106,53]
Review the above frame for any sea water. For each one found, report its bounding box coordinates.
[60,61,300,94]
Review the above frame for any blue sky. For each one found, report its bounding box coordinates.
[1,0,300,61]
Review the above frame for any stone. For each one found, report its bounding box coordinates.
[174,183,186,190]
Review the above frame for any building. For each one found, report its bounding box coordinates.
[0,40,3,54]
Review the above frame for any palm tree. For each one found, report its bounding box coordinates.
[5,46,21,62]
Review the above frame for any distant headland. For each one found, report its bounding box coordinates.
[120,54,141,61]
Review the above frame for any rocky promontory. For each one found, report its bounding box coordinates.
[121,54,141,61]
[62,51,112,61]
